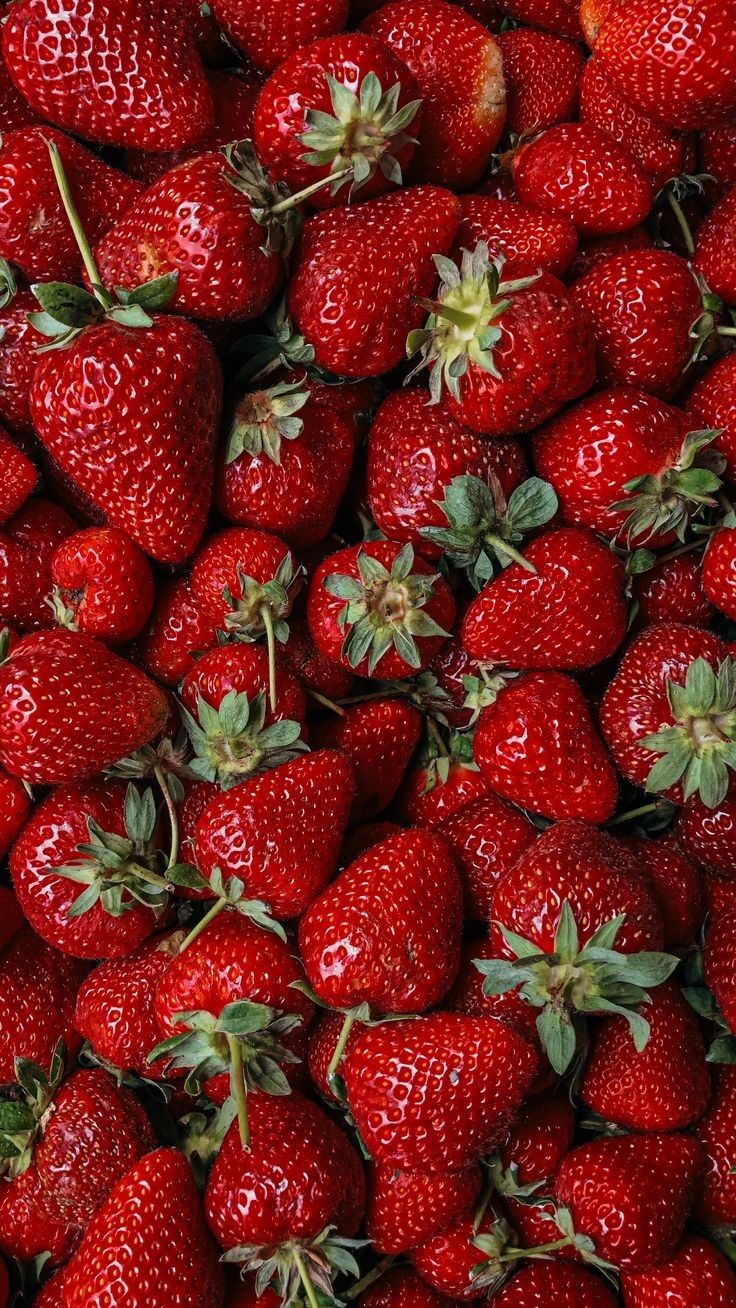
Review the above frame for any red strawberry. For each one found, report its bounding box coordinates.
[211,0,348,73]
[397,751,490,829]
[675,788,736,877]
[2,0,214,149]
[631,552,714,630]
[0,49,38,132]
[0,1160,78,1267]
[181,642,307,731]
[594,0,736,131]
[472,671,619,824]
[437,793,537,920]
[579,59,688,189]
[49,526,154,645]
[311,699,422,822]
[701,111,736,192]
[214,380,355,550]
[705,911,736,1034]
[0,127,140,283]
[359,1269,458,1307]
[343,1011,537,1171]
[461,527,627,670]
[496,1094,576,1245]
[63,1148,224,1306]
[279,616,354,704]
[307,539,455,680]
[502,0,582,38]
[450,938,546,1061]
[694,1065,736,1228]
[554,1133,705,1271]
[694,185,736,306]
[194,750,355,918]
[406,248,595,436]
[703,525,736,617]
[568,225,653,280]
[621,1233,736,1307]
[142,574,220,688]
[361,0,506,190]
[493,1264,618,1306]
[687,352,736,480]
[410,1204,523,1300]
[0,499,76,632]
[287,185,461,377]
[0,287,45,439]
[191,527,296,639]
[622,836,704,949]
[0,426,36,524]
[0,770,30,860]
[366,1160,481,1255]
[452,195,579,280]
[569,249,702,398]
[497,28,582,136]
[0,927,86,1081]
[306,1009,363,1103]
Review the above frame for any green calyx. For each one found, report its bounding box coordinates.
[225,379,310,467]
[420,473,558,589]
[641,655,736,808]
[610,428,724,544]
[147,1001,303,1099]
[222,1224,364,1308]
[28,271,179,352]
[419,721,479,794]
[406,243,540,404]
[0,258,17,310]
[682,950,736,1064]
[475,902,678,1075]
[181,689,307,790]
[323,542,450,674]
[107,732,194,800]
[222,139,300,258]
[221,556,296,644]
[462,667,517,725]
[0,1044,65,1179]
[299,71,421,197]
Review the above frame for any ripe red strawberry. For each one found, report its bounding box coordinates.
[568,225,653,280]
[705,911,736,1034]
[631,551,714,630]
[411,1204,523,1300]
[600,623,733,806]
[361,0,505,190]
[579,59,688,189]
[0,1160,78,1267]
[0,629,168,784]
[214,380,355,550]
[367,388,526,556]
[554,1133,705,1271]
[0,926,87,1081]
[594,0,736,131]
[307,539,455,679]
[623,836,704,949]
[307,1009,363,1103]
[279,616,354,703]
[34,1274,66,1308]
[472,671,619,824]
[287,185,461,377]
[181,642,307,741]
[407,247,595,436]
[461,527,627,670]
[687,352,736,479]
[502,0,582,38]
[311,699,422,822]
[0,426,35,524]
[436,793,536,920]
[359,1269,457,1307]
[142,574,220,688]
[211,0,348,72]
[205,1093,365,1303]
[703,525,736,617]
[694,185,736,305]
[366,1160,481,1255]
[701,111,736,192]
[569,248,702,398]
[191,527,296,639]
[497,28,582,136]
[0,769,30,860]
[63,1148,225,1306]
[452,195,579,280]
[343,1011,537,1171]
[531,387,717,547]
[397,750,490,828]
[675,787,736,876]
[0,47,38,132]
[0,499,76,632]
[194,749,355,918]
[621,1233,736,1307]
[694,1065,736,1228]
[512,123,654,237]
[2,0,214,149]
[496,1094,576,1249]
[49,526,154,646]
[0,127,140,283]
[0,287,45,439]
[493,1263,618,1307]
[0,885,23,951]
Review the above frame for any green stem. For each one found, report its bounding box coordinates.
[307,687,346,716]
[227,1035,250,1150]
[178,896,228,952]
[293,1248,320,1308]
[326,1012,356,1083]
[346,1257,395,1300]
[426,716,448,757]
[506,1235,574,1260]
[260,603,278,715]
[126,861,171,889]
[485,533,536,574]
[717,327,736,337]
[154,765,180,870]
[473,1168,493,1234]
[655,538,707,565]
[44,138,110,306]
[605,802,660,828]
[270,167,353,215]
[667,190,695,256]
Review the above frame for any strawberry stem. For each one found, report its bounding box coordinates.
[154,764,180,870]
[306,688,346,716]
[178,896,228,952]
[269,167,354,215]
[346,1257,395,1300]
[506,1235,574,1259]
[666,191,695,256]
[227,1034,250,1150]
[605,801,660,827]
[260,603,278,714]
[293,1248,321,1308]
[326,1011,356,1083]
[44,138,111,308]
[484,533,536,573]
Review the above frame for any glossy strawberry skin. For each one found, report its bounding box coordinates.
[194,750,355,918]
[366,1160,480,1255]
[493,1263,618,1307]
[579,58,687,188]
[675,789,736,878]
[310,699,422,822]
[211,0,348,73]
[0,1163,80,1267]
[397,758,490,830]
[621,1233,736,1307]
[632,552,714,630]
[287,186,461,377]
[2,0,214,149]
[205,1092,365,1248]
[95,153,282,322]
[343,1011,537,1172]
[694,185,736,306]
[701,111,736,192]
[181,642,307,726]
[687,352,736,480]
[359,1269,457,1308]
[361,0,505,189]
[0,770,31,860]
[497,27,582,136]
[461,527,627,671]
[0,926,87,1082]
[0,628,168,785]
[141,574,220,688]
[0,290,45,438]
[190,526,295,628]
[503,0,582,38]
[279,616,354,703]
[0,426,36,524]
[623,836,704,949]
[50,527,155,645]
[705,912,736,1035]
[702,526,736,617]
[693,1065,736,1227]
[472,672,619,824]
[436,793,537,920]
[31,317,222,566]
[0,498,76,633]
[452,195,579,280]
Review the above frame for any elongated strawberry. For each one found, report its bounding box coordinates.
[621,1233,736,1307]
[311,699,422,822]
[49,526,154,646]
[497,28,582,136]
[0,499,76,632]
[210,0,348,73]
[366,1160,481,1255]
[437,793,537,920]
[452,195,579,280]
[0,927,86,1082]
[142,574,220,688]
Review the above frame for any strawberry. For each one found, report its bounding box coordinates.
[705,911,736,1034]
[631,551,714,630]
[461,527,627,670]
[359,1269,458,1307]
[307,540,455,679]
[687,352,736,480]
[703,524,736,617]
[621,1233,736,1306]
[0,286,45,439]
[279,616,354,704]
[406,246,595,436]
[701,111,736,192]
[472,671,619,824]
[694,1065,736,1228]
[436,793,537,920]
[343,1011,537,1171]
[181,642,307,726]
[360,0,506,190]
[311,699,422,822]
[366,388,526,557]
[205,1093,365,1304]
[594,0,736,131]
[0,1159,78,1267]
[450,938,545,1059]
[194,749,355,918]
[254,33,421,205]
[410,1204,523,1300]
[0,426,36,524]
[2,0,214,149]
[496,28,583,137]
[568,225,653,280]
[0,770,30,860]
[63,1148,225,1306]
[224,1275,279,1308]
[33,1274,66,1308]
[397,750,490,829]
[214,379,355,550]
[0,49,38,132]
[191,527,296,639]
[452,196,579,280]
[512,123,654,237]
[622,836,704,949]
[0,926,86,1081]
[599,623,734,807]
[287,185,461,377]
[675,788,736,876]
[502,0,582,38]
[210,0,348,73]
[492,1263,618,1306]
[0,499,76,632]
[366,1159,481,1254]
[554,1133,705,1271]
[569,248,703,399]
[531,388,719,547]
[0,127,140,283]
[306,1008,363,1103]
[495,1094,576,1249]
[694,185,736,306]
[579,59,688,189]
[142,574,221,688]
[49,526,154,646]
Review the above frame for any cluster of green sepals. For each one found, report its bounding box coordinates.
[0,1044,65,1178]
[610,428,724,545]
[300,70,421,197]
[181,689,307,789]
[225,379,310,466]
[641,655,736,808]
[222,556,297,646]
[223,1224,364,1308]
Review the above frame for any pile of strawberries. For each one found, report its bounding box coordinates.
[3,0,736,1304]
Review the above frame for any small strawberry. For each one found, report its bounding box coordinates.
[0,1160,77,1267]
[621,1233,736,1307]
[33,1273,66,1308]
[310,699,423,822]
[0,927,86,1082]
[705,911,736,1035]
[631,551,714,630]
[142,574,221,688]
[579,58,688,189]
[452,195,579,279]
[279,616,354,704]
[675,787,736,876]
[307,539,455,679]
[0,499,77,632]
[0,426,36,524]
[359,1269,457,1307]
[687,352,736,479]
[210,0,348,73]
[436,792,537,920]
[49,526,154,646]
[472,671,619,824]
[502,0,582,38]
[366,1159,481,1255]
[397,746,490,829]
[495,1094,576,1249]
[694,185,736,306]
[702,523,736,617]
[497,28,582,136]
[623,835,705,949]
[0,770,30,861]
[2,0,214,149]
[306,1009,363,1103]
[410,1204,524,1300]
[361,0,506,190]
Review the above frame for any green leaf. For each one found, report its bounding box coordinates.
[32,281,102,328]
[506,478,558,533]
[117,271,178,310]
[553,902,579,962]
[216,1001,276,1036]
[536,1006,577,1075]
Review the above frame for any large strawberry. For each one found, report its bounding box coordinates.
[366,1159,481,1255]
[210,0,348,73]
[2,0,214,149]
[0,926,87,1082]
